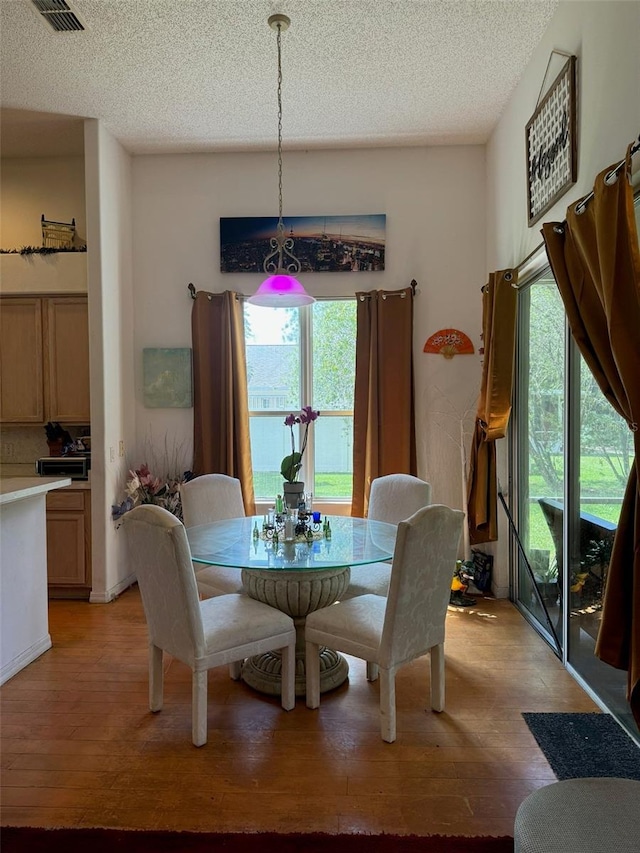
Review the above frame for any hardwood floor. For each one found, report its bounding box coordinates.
[1,587,598,836]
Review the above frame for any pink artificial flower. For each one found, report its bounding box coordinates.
[136,464,162,494]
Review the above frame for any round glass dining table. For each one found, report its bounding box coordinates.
[187,515,397,697]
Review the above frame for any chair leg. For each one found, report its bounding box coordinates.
[430,642,445,712]
[366,661,379,682]
[379,666,397,743]
[149,643,163,712]
[192,669,208,747]
[280,643,295,711]
[228,660,243,680]
[305,640,321,709]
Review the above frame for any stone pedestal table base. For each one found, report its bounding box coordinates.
[241,566,350,697]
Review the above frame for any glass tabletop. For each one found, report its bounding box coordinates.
[186,515,397,572]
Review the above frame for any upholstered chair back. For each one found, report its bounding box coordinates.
[380,504,464,669]
[125,504,205,662]
[181,473,246,527]
[368,474,432,524]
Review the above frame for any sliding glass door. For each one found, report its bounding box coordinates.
[514,274,565,654]
[513,255,636,743]
[570,352,633,734]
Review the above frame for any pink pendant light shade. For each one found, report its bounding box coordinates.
[249,273,315,307]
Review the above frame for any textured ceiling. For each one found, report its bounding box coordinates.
[1,0,558,156]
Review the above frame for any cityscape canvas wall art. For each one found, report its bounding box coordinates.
[220,214,385,273]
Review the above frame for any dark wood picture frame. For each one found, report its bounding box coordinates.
[526,55,577,226]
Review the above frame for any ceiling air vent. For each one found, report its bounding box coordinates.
[31,0,84,32]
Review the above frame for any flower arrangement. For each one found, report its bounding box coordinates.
[112,464,194,523]
[281,406,320,483]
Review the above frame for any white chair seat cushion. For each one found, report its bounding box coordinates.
[340,562,390,599]
[306,594,386,660]
[199,594,295,664]
[196,578,230,599]
[195,565,243,595]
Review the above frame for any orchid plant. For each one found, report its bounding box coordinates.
[281,406,320,483]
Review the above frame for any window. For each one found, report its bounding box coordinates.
[243,300,357,502]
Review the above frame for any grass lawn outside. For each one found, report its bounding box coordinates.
[254,471,352,502]
[523,455,629,568]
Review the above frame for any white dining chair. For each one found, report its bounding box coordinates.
[124,504,296,747]
[342,473,432,600]
[180,473,245,597]
[305,504,464,742]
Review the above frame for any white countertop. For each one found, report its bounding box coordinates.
[0,477,73,505]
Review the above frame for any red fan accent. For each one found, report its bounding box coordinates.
[423,328,475,359]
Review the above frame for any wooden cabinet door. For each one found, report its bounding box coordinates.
[0,297,44,423]
[46,511,86,585]
[45,297,90,423]
[46,489,91,593]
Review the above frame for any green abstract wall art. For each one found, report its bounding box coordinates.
[143,348,193,408]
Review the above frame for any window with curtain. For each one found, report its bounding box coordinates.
[243,300,356,502]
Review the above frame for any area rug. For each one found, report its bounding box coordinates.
[1,828,514,853]
[523,712,640,781]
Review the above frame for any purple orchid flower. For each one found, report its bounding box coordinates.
[281,406,321,482]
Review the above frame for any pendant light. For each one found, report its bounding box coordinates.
[248,14,314,307]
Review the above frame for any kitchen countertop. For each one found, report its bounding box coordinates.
[0,477,73,505]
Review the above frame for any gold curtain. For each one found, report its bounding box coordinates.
[466,270,518,544]
[351,287,416,518]
[191,290,256,515]
[542,145,640,726]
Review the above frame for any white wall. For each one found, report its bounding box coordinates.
[486,0,640,595]
[488,0,640,269]
[0,155,87,294]
[84,120,135,602]
[1,156,86,249]
[131,145,486,519]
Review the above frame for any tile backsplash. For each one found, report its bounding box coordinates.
[1,425,89,464]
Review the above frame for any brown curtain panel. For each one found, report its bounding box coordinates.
[351,287,416,518]
[466,270,518,544]
[191,290,255,515]
[542,145,640,726]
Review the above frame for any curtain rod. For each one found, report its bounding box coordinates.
[188,280,418,301]
[483,135,640,293]
[358,279,417,300]
[574,134,640,215]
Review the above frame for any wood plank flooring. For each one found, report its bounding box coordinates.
[1,587,599,836]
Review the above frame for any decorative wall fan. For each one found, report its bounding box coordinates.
[423,328,475,359]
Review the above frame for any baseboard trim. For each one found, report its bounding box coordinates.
[89,573,136,603]
[0,633,52,685]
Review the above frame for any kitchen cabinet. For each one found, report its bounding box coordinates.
[46,487,92,599]
[0,298,44,423]
[0,295,90,425]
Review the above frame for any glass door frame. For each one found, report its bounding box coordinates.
[510,249,570,659]
[509,194,640,745]
[510,251,622,719]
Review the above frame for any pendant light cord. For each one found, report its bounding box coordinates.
[276,21,284,228]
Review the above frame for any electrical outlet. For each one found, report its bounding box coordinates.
[3,442,15,459]
[119,440,125,457]
[109,446,115,463]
